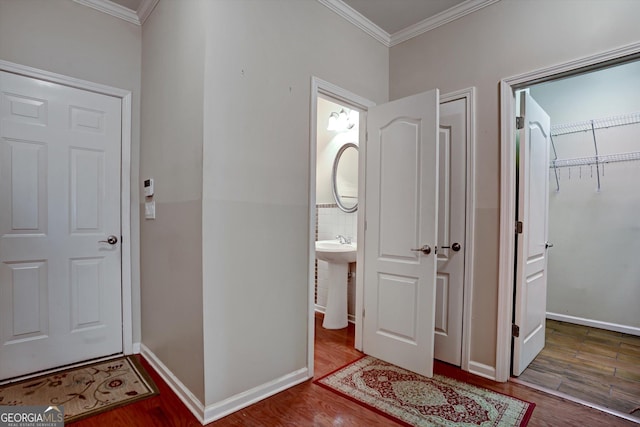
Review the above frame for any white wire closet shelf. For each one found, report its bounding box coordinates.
[549,111,640,191]
[551,151,640,168]
[550,111,640,136]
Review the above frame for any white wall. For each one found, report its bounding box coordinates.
[0,0,142,343]
[531,61,640,124]
[316,96,360,205]
[390,0,640,370]
[201,0,387,407]
[530,62,640,330]
[316,207,358,242]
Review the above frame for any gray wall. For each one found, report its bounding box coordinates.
[7,0,639,410]
[137,0,387,410]
[201,0,387,406]
[0,0,142,344]
[390,0,640,369]
[140,0,205,402]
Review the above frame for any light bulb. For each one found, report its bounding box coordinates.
[327,112,339,131]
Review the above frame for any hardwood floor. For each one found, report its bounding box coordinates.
[68,314,638,426]
[518,319,640,419]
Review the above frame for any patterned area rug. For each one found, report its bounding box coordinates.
[316,356,535,427]
[0,356,158,423]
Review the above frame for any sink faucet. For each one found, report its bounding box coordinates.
[336,235,352,244]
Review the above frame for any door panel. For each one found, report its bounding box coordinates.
[379,119,421,259]
[377,274,418,340]
[6,261,48,341]
[0,70,122,379]
[512,92,551,376]
[434,273,450,334]
[71,148,104,232]
[363,89,439,377]
[434,98,467,366]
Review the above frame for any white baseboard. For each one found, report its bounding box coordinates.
[139,344,205,423]
[202,367,309,424]
[511,377,640,424]
[141,343,310,425]
[468,361,497,381]
[132,342,141,354]
[315,306,491,380]
[547,312,640,337]
[314,305,356,324]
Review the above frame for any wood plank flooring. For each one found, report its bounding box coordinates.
[518,319,640,419]
[68,314,638,426]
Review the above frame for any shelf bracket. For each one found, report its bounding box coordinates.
[550,135,560,192]
[590,120,601,191]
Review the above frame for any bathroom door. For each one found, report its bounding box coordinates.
[512,92,551,376]
[362,89,439,377]
[434,97,467,366]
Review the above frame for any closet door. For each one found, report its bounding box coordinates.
[513,93,551,376]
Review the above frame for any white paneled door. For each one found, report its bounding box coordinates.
[363,89,439,377]
[0,71,122,379]
[512,93,551,376]
[434,98,466,366]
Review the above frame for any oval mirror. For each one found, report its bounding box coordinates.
[332,143,358,213]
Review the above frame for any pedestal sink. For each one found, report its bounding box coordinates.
[315,240,357,329]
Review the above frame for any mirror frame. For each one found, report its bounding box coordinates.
[332,142,358,213]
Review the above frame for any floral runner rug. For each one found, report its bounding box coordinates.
[315,356,535,427]
[0,356,158,423]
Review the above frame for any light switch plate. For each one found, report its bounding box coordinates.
[145,200,156,219]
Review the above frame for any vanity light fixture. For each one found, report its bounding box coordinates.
[327,108,356,132]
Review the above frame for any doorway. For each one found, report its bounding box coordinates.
[307,77,373,374]
[0,61,134,381]
[308,78,476,376]
[499,43,640,421]
[514,60,640,418]
[314,95,360,327]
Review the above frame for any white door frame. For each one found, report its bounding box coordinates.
[308,76,375,377]
[496,42,640,382]
[439,88,476,372]
[0,60,134,356]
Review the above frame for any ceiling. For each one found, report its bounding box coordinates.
[341,0,468,34]
[95,0,495,45]
[108,0,468,34]
[111,0,142,10]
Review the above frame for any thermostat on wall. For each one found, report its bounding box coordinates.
[144,178,154,197]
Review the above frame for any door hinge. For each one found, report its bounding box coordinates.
[512,324,520,338]
[362,309,365,318]
[365,131,368,142]
[516,116,524,129]
[516,221,523,234]
[364,220,367,231]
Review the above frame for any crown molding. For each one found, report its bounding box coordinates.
[73,0,140,24]
[137,0,159,25]
[390,0,501,46]
[317,0,500,48]
[72,0,159,26]
[317,0,391,47]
